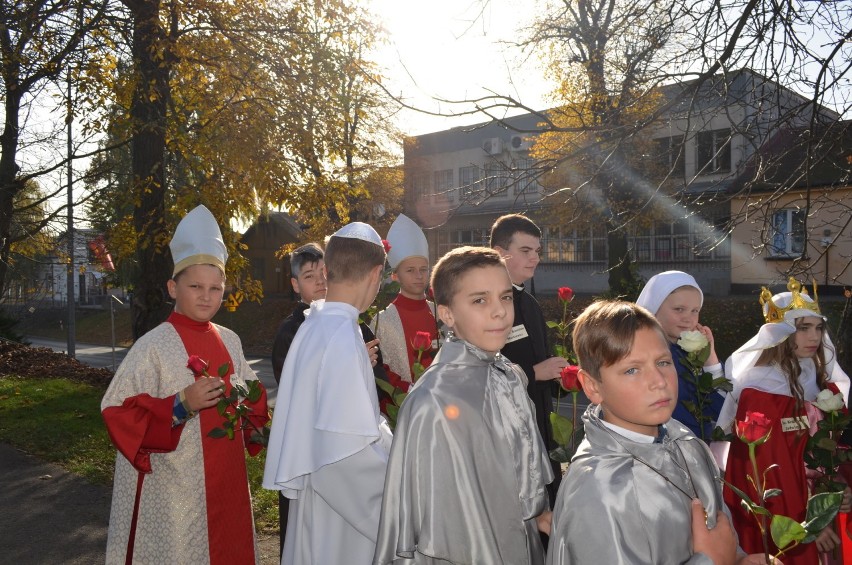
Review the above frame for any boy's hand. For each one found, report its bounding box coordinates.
[840,487,852,513]
[365,338,380,367]
[183,376,224,412]
[534,357,568,382]
[815,525,840,553]
[691,499,736,565]
[535,510,552,535]
[695,324,720,366]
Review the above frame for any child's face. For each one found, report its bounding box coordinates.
[393,256,429,299]
[655,287,702,343]
[292,259,327,303]
[495,232,541,285]
[579,327,677,437]
[167,264,226,323]
[793,316,824,359]
[437,264,515,354]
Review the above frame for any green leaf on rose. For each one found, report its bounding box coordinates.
[208,428,228,439]
[217,362,230,378]
[770,514,806,550]
[550,412,574,447]
[802,491,843,539]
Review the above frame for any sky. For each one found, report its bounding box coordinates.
[368,0,556,136]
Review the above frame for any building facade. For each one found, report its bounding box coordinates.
[403,70,845,295]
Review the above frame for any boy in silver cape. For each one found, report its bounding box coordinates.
[548,300,771,565]
[374,246,553,565]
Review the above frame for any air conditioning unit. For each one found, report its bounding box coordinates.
[510,134,533,151]
[482,137,503,155]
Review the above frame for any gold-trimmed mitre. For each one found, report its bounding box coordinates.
[759,277,821,324]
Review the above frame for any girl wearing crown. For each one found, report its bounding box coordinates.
[714,278,852,564]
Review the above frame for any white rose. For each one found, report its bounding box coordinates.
[677,330,709,354]
[813,389,845,413]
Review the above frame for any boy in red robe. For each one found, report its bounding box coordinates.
[372,213,438,383]
[101,205,269,564]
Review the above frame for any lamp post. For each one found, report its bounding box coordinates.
[109,294,124,371]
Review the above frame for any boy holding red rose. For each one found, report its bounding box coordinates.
[374,246,554,565]
[547,300,768,565]
[101,205,269,564]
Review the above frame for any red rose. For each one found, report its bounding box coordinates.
[187,355,209,376]
[736,411,772,445]
[560,365,582,392]
[412,331,432,352]
[382,239,392,254]
[558,287,574,303]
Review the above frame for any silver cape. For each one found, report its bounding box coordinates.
[374,337,554,565]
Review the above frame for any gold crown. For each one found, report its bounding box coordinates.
[759,277,821,324]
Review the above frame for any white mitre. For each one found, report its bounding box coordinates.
[170,205,228,276]
[386,213,428,269]
[331,221,384,248]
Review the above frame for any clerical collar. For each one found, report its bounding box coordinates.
[168,311,213,332]
[601,418,666,444]
[512,283,525,291]
[392,293,428,311]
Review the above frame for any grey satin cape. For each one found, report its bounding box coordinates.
[547,405,740,565]
[374,337,554,565]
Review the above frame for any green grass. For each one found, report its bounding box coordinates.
[0,375,279,533]
[0,376,115,484]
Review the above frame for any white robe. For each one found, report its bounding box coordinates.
[263,300,392,565]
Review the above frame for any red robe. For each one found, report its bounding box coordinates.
[102,312,268,564]
[725,386,852,565]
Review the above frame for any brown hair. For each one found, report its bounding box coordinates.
[324,236,386,283]
[489,213,541,249]
[430,246,506,306]
[573,300,667,380]
[755,317,831,415]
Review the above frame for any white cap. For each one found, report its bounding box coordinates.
[170,205,228,276]
[386,214,428,269]
[331,222,384,248]
[636,270,703,315]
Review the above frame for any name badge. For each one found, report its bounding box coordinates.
[431,339,439,350]
[780,416,808,432]
[506,324,529,344]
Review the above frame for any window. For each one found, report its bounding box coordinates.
[458,165,481,198]
[484,162,508,197]
[653,135,686,179]
[539,225,607,263]
[630,216,730,262]
[433,169,453,200]
[410,172,430,200]
[770,209,805,257]
[515,158,542,195]
[696,128,731,174]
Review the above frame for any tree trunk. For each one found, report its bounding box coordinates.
[125,0,173,339]
[0,76,23,300]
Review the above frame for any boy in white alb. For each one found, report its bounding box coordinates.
[263,222,393,565]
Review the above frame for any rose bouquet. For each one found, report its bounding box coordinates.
[187,355,269,447]
[726,410,843,562]
[805,388,852,494]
